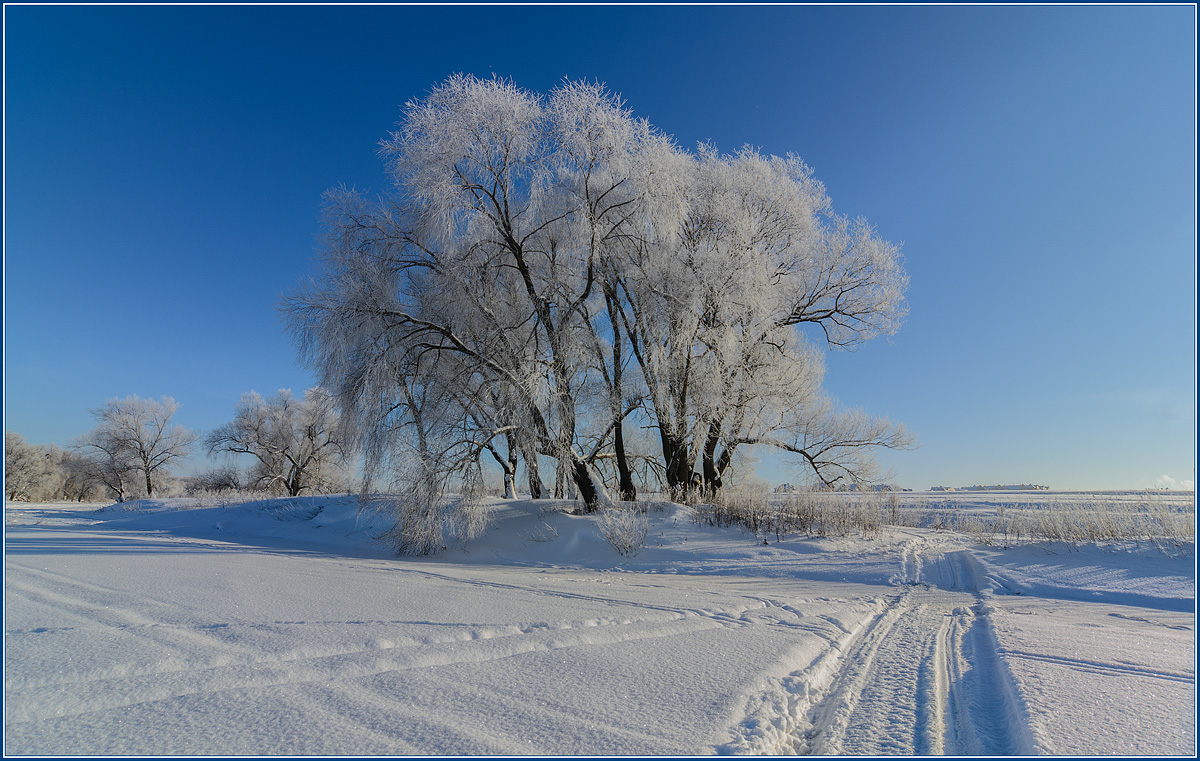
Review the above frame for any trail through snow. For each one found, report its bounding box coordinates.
[796,549,1029,756]
[3,495,1195,755]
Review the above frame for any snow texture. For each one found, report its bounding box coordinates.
[4,493,1195,755]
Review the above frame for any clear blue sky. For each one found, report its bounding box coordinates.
[4,4,1196,491]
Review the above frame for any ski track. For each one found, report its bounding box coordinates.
[720,537,1039,756]
[5,556,850,732]
[6,585,703,723]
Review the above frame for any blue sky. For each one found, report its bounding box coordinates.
[4,4,1195,491]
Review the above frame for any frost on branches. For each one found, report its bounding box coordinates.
[284,74,912,528]
[205,387,351,497]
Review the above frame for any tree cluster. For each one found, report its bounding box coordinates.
[4,432,106,502]
[6,388,353,504]
[285,75,913,515]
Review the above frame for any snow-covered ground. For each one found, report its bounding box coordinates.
[4,492,1195,755]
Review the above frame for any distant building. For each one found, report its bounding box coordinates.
[963,484,1049,492]
[773,483,797,493]
[932,484,1048,492]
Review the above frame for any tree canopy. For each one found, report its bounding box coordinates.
[285,74,912,516]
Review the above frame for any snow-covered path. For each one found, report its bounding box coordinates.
[805,586,1009,755]
[3,496,1195,755]
[720,540,1033,756]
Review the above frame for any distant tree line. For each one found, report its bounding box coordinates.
[5,388,353,503]
[4,432,108,502]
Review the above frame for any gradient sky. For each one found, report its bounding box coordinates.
[4,4,1196,491]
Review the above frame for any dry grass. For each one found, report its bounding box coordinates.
[689,489,1195,554]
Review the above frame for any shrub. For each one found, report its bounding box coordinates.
[598,502,650,556]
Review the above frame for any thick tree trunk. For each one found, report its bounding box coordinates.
[554,461,566,499]
[613,420,636,502]
[570,456,609,513]
[659,429,692,501]
[522,443,545,499]
[701,420,725,496]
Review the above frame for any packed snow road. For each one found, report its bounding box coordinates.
[797,568,1026,754]
[4,497,1195,755]
[719,540,1035,755]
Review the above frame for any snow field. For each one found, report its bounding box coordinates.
[4,493,1195,755]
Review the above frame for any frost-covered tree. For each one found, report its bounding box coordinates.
[617,146,911,494]
[72,428,137,502]
[206,387,350,496]
[6,433,109,502]
[286,75,680,512]
[286,74,912,517]
[5,432,56,501]
[52,446,100,502]
[75,396,197,499]
[184,465,244,495]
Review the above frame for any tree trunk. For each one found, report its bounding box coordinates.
[554,461,566,499]
[570,456,609,513]
[659,429,692,501]
[504,432,518,499]
[714,445,734,493]
[604,285,636,503]
[523,443,545,499]
[613,420,636,502]
[701,420,725,496]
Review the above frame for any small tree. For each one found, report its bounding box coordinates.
[75,396,197,499]
[206,387,350,496]
[71,427,135,502]
[56,447,107,502]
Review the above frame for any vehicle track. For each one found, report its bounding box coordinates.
[723,541,1034,755]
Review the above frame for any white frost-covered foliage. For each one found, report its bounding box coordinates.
[368,452,491,556]
[205,387,351,497]
[72,396,197,501]
[2,432,97,502]
[285,75,911,534]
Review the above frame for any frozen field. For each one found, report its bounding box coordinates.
[4,491,1195,755]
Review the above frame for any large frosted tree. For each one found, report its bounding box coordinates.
[5,432,57,502]
[286,74,911,520]
[617,145,911,493]
[287,75,677,511]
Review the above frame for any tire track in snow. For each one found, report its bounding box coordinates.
[806,588,978,755]
[719,541,1035,756]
